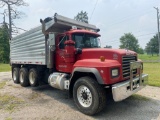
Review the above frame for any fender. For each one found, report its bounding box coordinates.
[71,59,121,84]
[68,67,104,97]
[70,67,104,84]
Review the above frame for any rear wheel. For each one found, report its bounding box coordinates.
[12,67,20,83]
[29,68,39,87]
[73,76,106,115]
[19,68,29,87]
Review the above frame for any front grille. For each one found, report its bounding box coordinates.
[122,56,137,78]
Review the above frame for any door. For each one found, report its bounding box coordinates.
[56,34,69,72]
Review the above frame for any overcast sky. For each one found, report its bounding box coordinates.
[0,0,160,49]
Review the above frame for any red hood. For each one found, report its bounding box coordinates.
[77,48,137,60]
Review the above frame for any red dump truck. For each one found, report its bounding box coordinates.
[10,13,148,115]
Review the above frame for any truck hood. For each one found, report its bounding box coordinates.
[77,48,137,61]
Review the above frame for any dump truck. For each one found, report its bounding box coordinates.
[10,13,148,115]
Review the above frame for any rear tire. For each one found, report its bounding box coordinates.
[73,76,106,115]
[29,68,39,87]
[19,68,29,87]
[12,67,20,83]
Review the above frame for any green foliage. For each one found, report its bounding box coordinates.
[138,47,144,54]
[119,33,140,53]
[0,64,11,72]
[74,11,89,23]
[0,24,10,63]
[145,33,159,56]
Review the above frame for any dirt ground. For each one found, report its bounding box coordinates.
[0,72,160,120]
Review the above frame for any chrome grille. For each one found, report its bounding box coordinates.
[122,56,137,78]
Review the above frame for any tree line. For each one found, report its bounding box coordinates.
[0,24,9,63]
[118,33,159,55]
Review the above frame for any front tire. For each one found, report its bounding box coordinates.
[19,68,29,87]
[29,68,39,87]
[73,77,106,115]
[12,67,20,83]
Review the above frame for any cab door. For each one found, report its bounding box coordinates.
[56,34,69,72]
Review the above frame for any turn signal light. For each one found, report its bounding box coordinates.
[100,56,105,62]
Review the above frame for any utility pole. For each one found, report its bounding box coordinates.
[154,7,160,62]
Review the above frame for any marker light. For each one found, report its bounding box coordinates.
[100,56,105,62]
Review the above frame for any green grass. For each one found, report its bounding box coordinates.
[143,62,160,87]
[0,81,6,89]
[138,54,159,61]
[0,64,11,72]
[0,94,24,113]
[131,94,149,101]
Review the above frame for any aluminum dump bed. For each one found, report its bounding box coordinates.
[10,26,46,65]
[10,13,99,65]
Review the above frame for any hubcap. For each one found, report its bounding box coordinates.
[20,72,24,83]
[77,85,92,107]
[29,72,35,85]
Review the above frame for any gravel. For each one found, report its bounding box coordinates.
[0,72,160,120]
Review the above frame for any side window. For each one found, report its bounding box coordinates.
[59,35,69,49]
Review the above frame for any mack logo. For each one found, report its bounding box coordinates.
[126,52,134,55]
[125,50,135,55]
[113,54,118,60]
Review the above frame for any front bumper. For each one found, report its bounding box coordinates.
[112,61,148,102]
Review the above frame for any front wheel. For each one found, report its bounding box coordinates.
[73,77,106,115]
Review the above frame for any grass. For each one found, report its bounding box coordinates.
[28,92,40,100]
[0,81,6,89]
[5,118,12,120]
[0,94,24,113]
[0,64,11,72]
[131,94,149,101]
[138,54,159,61]
[143,62,160,87]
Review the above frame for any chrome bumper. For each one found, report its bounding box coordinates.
[112,62,148,102]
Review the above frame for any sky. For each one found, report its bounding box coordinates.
[0,0,160,49]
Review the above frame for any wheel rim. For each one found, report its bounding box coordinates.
[13,70,16,81]
[77,85,92,107]
[20,72,24,83]
[29,72,35,85]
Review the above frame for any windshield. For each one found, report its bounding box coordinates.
[72,33,101,48]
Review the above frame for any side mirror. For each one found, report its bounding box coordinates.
[48,33,55,46]
[76,48,82,54]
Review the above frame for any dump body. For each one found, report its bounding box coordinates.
[10,26,46,65]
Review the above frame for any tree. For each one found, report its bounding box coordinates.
[0,23,10,63]
[145,33,159,56]
[138,47,144,54]
[74,11,89,23]
[119,33,140,53]
[0,0,28,38]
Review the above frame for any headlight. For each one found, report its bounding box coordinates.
[111,68,119,78]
